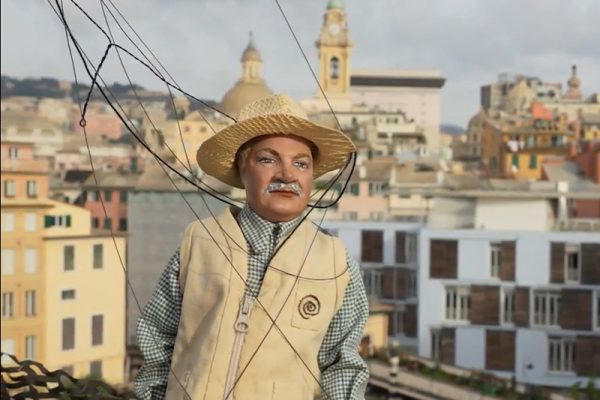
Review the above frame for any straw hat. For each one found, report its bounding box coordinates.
[196,93,355,188]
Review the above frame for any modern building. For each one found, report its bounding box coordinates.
[320,219,422,354]
[416,189,600,388]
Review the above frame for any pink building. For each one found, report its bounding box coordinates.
[328,157,394,221]
[80,171,139,232]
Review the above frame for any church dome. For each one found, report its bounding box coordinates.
[218,33,273,116]
[219,81,273,116]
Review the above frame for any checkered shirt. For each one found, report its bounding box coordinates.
[134,206,369,400]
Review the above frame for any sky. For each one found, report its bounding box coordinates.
[1,0,599,127]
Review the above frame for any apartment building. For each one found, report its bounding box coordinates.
[1,142,127,383]
[321,220,422,354]
[418,192,600,388]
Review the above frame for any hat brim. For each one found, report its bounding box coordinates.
[196,113,356,188]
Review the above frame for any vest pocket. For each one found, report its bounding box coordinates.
[290,279,336,332]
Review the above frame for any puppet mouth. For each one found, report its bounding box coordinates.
[265,182,302,196]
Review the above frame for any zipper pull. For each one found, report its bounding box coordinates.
[234,295,254,333]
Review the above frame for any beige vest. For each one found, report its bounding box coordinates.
[165,208,349,400]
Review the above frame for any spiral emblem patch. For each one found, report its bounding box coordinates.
[298,295,321,319]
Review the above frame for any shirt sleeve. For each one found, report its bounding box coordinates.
[317,251,369,400]
[133,250,182,400]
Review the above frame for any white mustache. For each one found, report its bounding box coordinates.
[265,181,302,196]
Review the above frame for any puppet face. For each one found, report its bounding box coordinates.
[238,135,315,222]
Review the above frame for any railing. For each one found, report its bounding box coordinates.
[553,218,600,231]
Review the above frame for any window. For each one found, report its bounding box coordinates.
[534,291,560,326]
[393,309,404,336]
[565,244,580,283]
[445,286,470,321]
[501,287,515,325]
[1,339,15,355]
[349,183,359,196]
[25,290,36,316]
[119,190,127,203]
[343,211,358,221]
[91,314,104,346]
[362,269,382,297]
[548,336,575,372]
[329,57,339,79]
[1,249,15,275]
[24,248,37,273]
[63,245,75,271]
[407,234,418,263]
[103,218,111,230]
[8,147,18,159]
[490,243,502,278]
[93,244,103,269]
[90,360,102,378]
[4,180,16,198]
[103,190,112,202]
[1,213,15,232]
[407,271,417,298]
[511,154,519,168]
[24,213,36,232]
[369,211,384,221]
[431,329,441,361]
[62,318,75,350]
[61,289,76,300]
[88,190,99,202]
[44,215,72,228]
[25,335,36,360]
[595,291,600,331]
[91,217,99,229]
[26,180,37,198]
[118,218,128,231]
[529,154,538,169]
[1,293,14,318]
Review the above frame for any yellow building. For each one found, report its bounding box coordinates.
[43,200,126,383]
[1,142,50,365]
[1,142,126,384]
[481,118,577,180]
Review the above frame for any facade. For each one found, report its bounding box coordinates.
[1,142,51,366]
[80,171,140,232]
[416,191,600,388]
[1,142,127,383]
[350,69,445,154]
[418,228,600,388]
[481,116,577,180]
[320,220,422,354]
[43,200,126,383]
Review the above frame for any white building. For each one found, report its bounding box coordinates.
[418,194,600,388]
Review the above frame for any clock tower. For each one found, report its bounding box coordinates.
[315,0,352,100]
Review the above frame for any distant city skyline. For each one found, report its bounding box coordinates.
[1,0,599,126]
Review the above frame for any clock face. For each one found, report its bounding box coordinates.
[328,23,340,35]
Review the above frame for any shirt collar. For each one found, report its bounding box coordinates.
[237,205,303,254]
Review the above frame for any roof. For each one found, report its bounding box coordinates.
[218,81,272,116]
[82,170,140,189]
[542,161,600,190]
